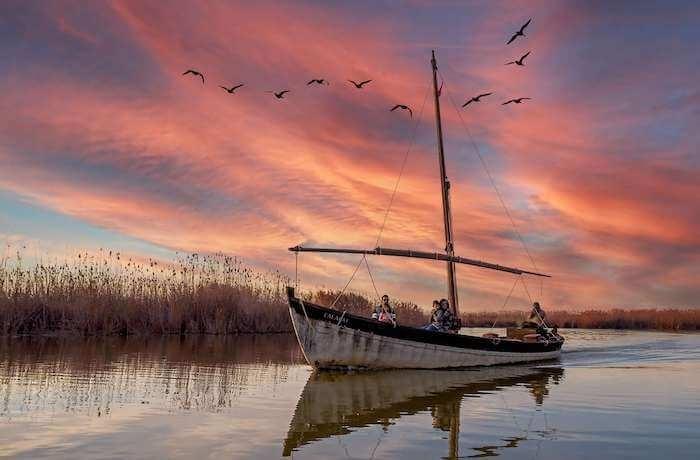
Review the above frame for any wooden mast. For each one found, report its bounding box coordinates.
[432,51,461,449]
[431,50,459,318]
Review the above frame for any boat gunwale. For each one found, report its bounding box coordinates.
[287,288,563,354]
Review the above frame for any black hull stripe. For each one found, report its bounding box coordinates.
[289,296,563,354]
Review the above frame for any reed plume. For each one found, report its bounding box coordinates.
[1,247,697,335]
[0,249,291,335]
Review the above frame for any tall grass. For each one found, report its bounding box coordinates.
[1,249,698,335]
[0,250,291,335]
[464,309,700,331]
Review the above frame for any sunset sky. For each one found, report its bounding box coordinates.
[1,0,698,310]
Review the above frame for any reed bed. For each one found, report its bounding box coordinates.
[0,250,291,335]
[1,249,698,335]
[464,309,700,331]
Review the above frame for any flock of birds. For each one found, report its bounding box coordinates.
[181,19,534,117]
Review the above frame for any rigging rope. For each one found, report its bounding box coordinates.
[499,391,545,442]
[321,70,545,311]
[363,255,382,302]
[369,428,388,460]
[490,276,520,330]
[330,255,366,308]
[436,69,540,275]
[322,86,432,309]
[299,299,316,332]
[326,85,431,308]
[294,251,299,289]
[519,275,533,303]
[374,85,431,247]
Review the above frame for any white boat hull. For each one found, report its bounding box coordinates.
[290,305,561,369]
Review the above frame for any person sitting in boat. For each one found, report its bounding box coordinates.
[439,298,458,332]
[522,302,547,329]
[372,294,396,325]
[423,299,455,332]
[421,300,441,331]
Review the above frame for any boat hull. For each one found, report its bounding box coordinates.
[288,289,562,369]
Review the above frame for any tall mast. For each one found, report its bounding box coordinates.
[431,50,459,318]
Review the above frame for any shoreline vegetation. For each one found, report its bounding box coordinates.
[1,250,698,336]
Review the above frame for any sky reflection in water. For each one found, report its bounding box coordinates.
[1,330,699,459]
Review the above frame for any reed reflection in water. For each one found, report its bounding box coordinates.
[1,335,305,416]
[1,335,314,458]
[2,331,699,459]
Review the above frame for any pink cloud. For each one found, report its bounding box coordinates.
[1,0,698,309]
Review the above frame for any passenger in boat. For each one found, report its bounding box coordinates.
[522,302,547,328]
[438,298,457,332]
[421,300,442,331]
[372,294,396,325]
[423,299,455,332]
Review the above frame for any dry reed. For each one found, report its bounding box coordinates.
[464,309,700,331]
[0,249,291,335]
[1,249,698,335]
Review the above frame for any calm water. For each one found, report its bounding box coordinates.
[1,329,699,459]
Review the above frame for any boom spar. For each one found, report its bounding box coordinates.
[288,245,551,278]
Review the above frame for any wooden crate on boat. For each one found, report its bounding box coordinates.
[506,327,538,340]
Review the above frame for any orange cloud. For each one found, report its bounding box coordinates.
[1,0,698,309]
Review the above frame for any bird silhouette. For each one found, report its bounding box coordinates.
[349,79,372,89]
[390,104,413,117]
[267,90,290,99]
[506,19,532,44]
[462,92,493,107]
[307,79,329,86]
[220,83,244,94]
[502,97,531,105]
[506,51,531,66]
[182,69,205,84]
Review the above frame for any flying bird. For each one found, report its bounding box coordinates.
[307,78,329,86]
[390,104,413,118]
[348,79,372,89]
[502,97,531,105]
[506,51,531,66]
[462,92,493,107]
[182,69,205,84]
[219,83,244,94]
[506,18,532,44]
[267,90,290,99]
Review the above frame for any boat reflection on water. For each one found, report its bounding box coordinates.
[283,365,564,458]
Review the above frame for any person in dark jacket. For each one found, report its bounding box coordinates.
[523,301,546,328]
[423,299,455,332]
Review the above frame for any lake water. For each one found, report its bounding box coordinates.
[1,329,699,459]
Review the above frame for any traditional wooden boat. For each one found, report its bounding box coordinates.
[287,287,562,369]
[288,51,564,369]
[283,365,564,457]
